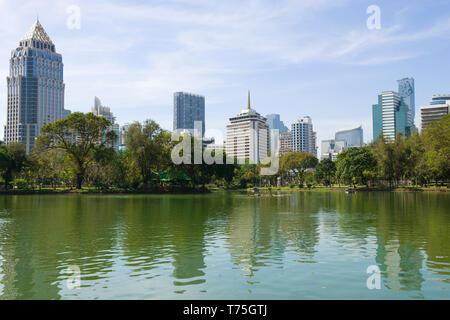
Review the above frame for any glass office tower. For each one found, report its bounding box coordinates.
[397,78,415,128]
[173,92,205,137]
[372,91,411,141]
[4,19,65,153]
[335,125,363,147]
[265,114,288,133]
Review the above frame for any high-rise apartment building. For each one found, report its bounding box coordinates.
[372,91,411,141]
[279,131,292,155]
[291,116,317,156]
[335,125,363,147]
[4,19,65,152]
[420,94,450,129]
[173,92,205,136]
[225,92,270,164]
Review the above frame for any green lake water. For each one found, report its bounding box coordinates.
[0,191,449,299]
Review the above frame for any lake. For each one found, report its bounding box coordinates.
[0,191,449,299]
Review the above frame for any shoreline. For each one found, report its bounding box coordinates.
[0,186,448,195]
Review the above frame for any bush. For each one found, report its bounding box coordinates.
[289,183,295,188]
[10,179,28,190]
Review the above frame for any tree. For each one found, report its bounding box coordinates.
[335,147,376,187]
[280,152,318,186]
[422,114,450,183]
[0,142,28,189]
[125,120,172,186]
[315,158,336,186]
[37,112,117,189]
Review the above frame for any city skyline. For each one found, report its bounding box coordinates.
[1,0,450,149]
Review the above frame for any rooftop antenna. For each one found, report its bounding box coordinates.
[248,90,251,109]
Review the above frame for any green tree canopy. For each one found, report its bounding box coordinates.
[124,119,172,185]
[335,147,376,186]
[36,112,117,189]
[280,152,318,185]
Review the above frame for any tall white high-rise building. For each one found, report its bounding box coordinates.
[91,96,120,150]
[373,91,411,141]
[225,92,270,164]
[291,116,317,156]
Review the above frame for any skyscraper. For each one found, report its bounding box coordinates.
[291,116,317,156]
[335,125,363,147]
[397,77,415,127]
[265,114,288,133]
[372,91,411,141]
[225,92,270,163]
[4,19,65,153]
[173,92,205,136]
[91,96,120,150]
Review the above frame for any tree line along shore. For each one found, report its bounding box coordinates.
[0,113,448,194]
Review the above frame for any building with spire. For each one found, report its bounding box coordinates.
[225,91,270,163]
[4,18,66,152]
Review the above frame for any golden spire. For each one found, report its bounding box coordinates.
[248,90,251,109]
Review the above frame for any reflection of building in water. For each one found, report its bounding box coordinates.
[0,222,60,299]
[226,196,322,279]
[167,198,208,286]
[376,239,424,292]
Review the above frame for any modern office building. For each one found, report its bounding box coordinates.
[335,125,363,147]
[265,114,288,133]
[225,92,270,164]
[173,92,205,137]
[397,77,415,127]
[372,91,411,141]
[279,131,292,155]
[291,116,317,156]
[62,108,71,119]
[91,96,120,150]
[4,19,65,153]
[421,94,450,129]
[320,139,346,161]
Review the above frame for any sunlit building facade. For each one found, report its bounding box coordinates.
[420,94,450,129]
[335,125,363,147]
[291,116,317,156]
[4,19,65,153]
[225,92,270,164]
[373,91,411,141]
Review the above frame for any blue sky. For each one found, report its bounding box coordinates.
[1,0,450,146]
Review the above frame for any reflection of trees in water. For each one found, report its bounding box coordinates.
[119,195,233,288]
[0,195,120,299]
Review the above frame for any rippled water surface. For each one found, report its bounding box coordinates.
[0,191,449,299]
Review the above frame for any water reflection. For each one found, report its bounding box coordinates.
[0,192,448,299]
